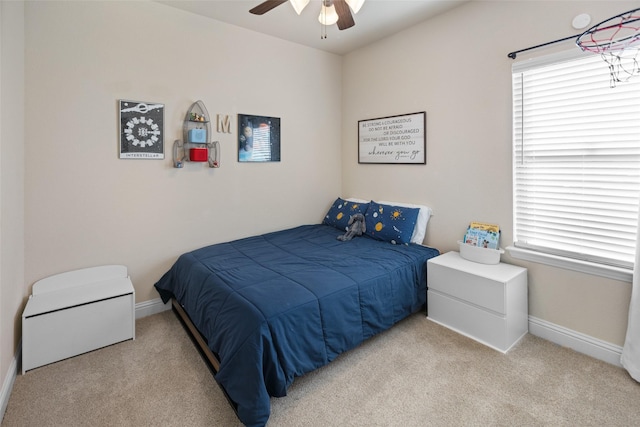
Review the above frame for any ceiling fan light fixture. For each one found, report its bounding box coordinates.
[345,0,365,14]
[318,3,339,26]
[289,0,310,15]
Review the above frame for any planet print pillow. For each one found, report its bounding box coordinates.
[323,197,370,231]
[364,201,420,245]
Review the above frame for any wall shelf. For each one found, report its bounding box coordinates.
[173,100,220,168]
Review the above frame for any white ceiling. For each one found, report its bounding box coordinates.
[156,0,470,55]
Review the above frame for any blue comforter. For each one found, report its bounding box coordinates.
[154,224,439,426]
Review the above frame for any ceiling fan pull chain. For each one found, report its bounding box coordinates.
[320,5,327,39]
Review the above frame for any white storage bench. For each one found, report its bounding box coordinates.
[22,265,135,374]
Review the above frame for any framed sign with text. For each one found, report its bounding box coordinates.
[358,112,426,164]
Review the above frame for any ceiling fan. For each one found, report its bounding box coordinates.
[249,0,365,30]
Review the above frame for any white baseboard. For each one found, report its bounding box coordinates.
[0,340,20,423]
[134,297,171,319]
[528,315,623,367]
[1,298,170,422]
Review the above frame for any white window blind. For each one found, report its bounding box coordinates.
[512,49,640,269]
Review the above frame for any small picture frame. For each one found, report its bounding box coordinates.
[238,114,281,162]
[118,100,164,159]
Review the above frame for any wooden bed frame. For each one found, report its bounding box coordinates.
[171,298,239,415]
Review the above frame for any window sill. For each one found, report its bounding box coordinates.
[505,246,632,283]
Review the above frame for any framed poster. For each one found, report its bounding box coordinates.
[238,114,281,162]
[119,100,164,159]
[358,112,426,164]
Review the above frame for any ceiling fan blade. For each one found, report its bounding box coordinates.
[333,0,355,30]
[250,0,288,15]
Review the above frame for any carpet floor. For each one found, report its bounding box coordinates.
[3,309,640,426]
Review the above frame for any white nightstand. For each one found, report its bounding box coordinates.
[427,251,528,353]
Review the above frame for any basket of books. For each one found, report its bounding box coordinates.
[459,222,504,264]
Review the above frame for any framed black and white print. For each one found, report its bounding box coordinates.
[119,100,164,159]
[238,114,281,162]
[358,111,426,164]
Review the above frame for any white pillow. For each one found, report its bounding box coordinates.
[346,198,432,245]
[345,197,369,204]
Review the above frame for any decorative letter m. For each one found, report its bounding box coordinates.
[217,115,231,133]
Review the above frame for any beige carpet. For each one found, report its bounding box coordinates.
[3,310,640,426]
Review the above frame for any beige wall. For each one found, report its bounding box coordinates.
[24,0,343,305]
[1,0,25,403]
[342,0,638,346]
[2,0,639,404]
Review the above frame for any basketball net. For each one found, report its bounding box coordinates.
[577,8,640,88]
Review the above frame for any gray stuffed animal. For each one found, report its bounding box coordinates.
[337,213,366,241]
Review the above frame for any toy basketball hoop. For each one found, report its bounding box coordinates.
[577,8,640,87]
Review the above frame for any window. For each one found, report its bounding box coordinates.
[512,49,640,276]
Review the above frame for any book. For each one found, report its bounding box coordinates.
[463,222,500,250]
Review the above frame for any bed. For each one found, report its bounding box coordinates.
[154,198,439,427]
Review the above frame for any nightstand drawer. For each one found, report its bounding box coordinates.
[428,262,505,314]
[428,290,513,352]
